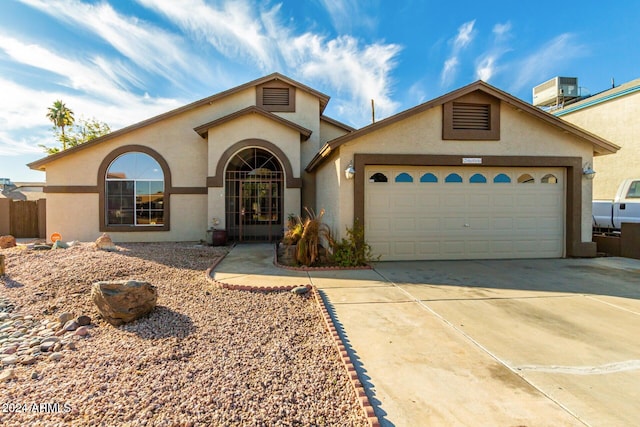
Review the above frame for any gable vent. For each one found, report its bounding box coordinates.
[452,103,490,130]
[263,87,290,106]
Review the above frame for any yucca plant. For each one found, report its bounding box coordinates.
[283,215,304,245]
[284,208,327,266]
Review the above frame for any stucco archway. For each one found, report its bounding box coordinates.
[208,139,301,188]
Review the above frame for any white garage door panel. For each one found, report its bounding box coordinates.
[365,166,565,260]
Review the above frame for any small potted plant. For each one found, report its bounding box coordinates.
[209,217,227,246]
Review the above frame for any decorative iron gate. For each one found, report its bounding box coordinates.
[225,148,284,242]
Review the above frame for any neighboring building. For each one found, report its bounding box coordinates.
[1,182,46,201]
[28,73,618,260]
[553,78,640,199]
[0,178,12,191]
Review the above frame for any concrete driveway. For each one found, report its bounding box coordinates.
[311,257,640,426]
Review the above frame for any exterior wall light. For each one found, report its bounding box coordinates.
[345,161,355,180]
[582,163,596,180]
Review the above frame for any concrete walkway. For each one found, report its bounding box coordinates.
[211,244,640,426]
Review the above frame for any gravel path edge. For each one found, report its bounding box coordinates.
[206,250,381,427]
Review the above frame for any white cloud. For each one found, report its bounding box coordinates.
[440,20,476,86]
[454,21,476,50]
[475,55,496,81]
[137,0,281,72]
[317,0,377,34]
[0,132,43,156]
[138,0,402,125]
[442,57,459,80]
[0,34,160,107]
[17,0,198,88]
[6,0,401,147]
[473,22,513,82]
[493,22,512,38]
[407,82,428,105]
[290,34,402,123]
[0,69,181,158]
[511,33,588,92]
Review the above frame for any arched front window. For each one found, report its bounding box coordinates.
[105,152,165,226]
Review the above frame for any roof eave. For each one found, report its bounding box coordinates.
[306,80,619,172]
[320,115,356,132]
[29,73,327,170]
[305,143,332,173]
[194,106,312,141]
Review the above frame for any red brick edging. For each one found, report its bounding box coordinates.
[205,252,380,426]
[272,244,372,271]
[311,287,381,427]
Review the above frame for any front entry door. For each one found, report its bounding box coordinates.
[224,148,285,242]
[238,178,281,241]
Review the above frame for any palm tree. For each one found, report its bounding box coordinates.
[46,100,75,150]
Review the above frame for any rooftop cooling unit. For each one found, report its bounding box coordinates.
[532,77,578,107]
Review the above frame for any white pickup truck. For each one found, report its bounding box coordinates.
[593,178,640,231]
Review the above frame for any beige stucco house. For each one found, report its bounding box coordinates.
[29,73,618,260]
[554,78,640,200]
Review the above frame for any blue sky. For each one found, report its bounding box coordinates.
[1,0,639,181]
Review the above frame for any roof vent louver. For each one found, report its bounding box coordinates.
[452,103,490,130]
[263,87,290,106]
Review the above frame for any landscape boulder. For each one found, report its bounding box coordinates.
[91,280,158,326]
[0,235,16,249]
[95,233,117,251]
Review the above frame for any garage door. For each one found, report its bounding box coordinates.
[365,166,565,260]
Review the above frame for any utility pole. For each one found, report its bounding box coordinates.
[371,99,375,123]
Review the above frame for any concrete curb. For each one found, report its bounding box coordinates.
[205,251,311,292]
[272,243,373,271]
[205,250,381,426]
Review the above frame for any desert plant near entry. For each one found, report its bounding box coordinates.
[329,221,378,267]
[284,208,327,266]
[282,211,377,268]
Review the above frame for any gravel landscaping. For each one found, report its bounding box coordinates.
[0,242,368,426]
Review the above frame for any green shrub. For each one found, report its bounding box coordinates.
[329,221,378,267]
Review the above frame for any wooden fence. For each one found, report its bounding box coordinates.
[0,198,46,239]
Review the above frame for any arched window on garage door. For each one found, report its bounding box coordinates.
[395,172,414,183]
[469,173,487,183]
[541,174,558,184]
[445,173,463,183]
[420,173,438,183]
[493,173,511,183]
[517,173,535,184]
[369,173,388,183]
